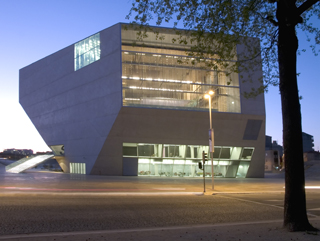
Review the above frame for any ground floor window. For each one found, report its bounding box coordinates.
[123,143,254,178]
[70,163,86,174]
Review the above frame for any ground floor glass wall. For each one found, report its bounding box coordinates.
[123,143,254,178]
[70,163,86,174]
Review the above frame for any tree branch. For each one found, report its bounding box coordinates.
[297,0,320,15]
[266,15,279,26]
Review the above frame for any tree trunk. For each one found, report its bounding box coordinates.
[277,0,315,231]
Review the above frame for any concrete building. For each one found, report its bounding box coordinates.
[304,151,320,162]
[2,149,33,156]
[265,136,272,150]
[19,23,265,178]
[302,132,314,153]
[265,136,283,172]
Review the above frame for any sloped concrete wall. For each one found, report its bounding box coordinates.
[19,23,122,174]
[91,107,265,178]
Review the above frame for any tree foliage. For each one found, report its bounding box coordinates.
[127,0,320,232]
[127,0,319,95]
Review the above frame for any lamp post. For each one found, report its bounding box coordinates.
[205,91,214,190]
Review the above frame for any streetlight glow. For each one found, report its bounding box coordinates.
[204,91,214,99]
[205,90,215,191]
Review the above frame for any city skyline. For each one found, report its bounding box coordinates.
[0,0,319,152]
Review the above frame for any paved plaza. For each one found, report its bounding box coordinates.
[0,162,288,194]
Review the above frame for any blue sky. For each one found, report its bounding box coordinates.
[0,0,319,152]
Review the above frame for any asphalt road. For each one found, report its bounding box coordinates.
[0,192,319,236]
[224,192,320,217]
[1,163,320,239]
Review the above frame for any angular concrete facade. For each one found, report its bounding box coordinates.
[20,23,265,178]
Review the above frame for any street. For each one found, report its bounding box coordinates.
[0,192,319,236]
[0,166,320,240]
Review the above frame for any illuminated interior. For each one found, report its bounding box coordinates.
[123,143,254,178]
[74,33,100,71]
[121,27,241,112]
[70,163,86,174]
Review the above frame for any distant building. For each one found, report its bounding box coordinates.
[271,140,283,158]
[265,136,272,150]
[304,151,320,162]
[302,132,314,153]
[0,149,34,160]
[265,132,316,170]
[265,136,283,172]
[35,151,54,155]
[3,149,33,156]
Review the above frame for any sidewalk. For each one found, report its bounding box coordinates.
[1,219,319,241]
[1,163,320,195]
[0,163,288,194]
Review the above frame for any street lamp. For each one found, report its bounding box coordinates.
[205,90,214,190]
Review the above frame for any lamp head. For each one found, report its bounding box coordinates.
[205,90,214,99]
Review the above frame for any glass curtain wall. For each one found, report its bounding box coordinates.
[123,143,254,178]
[74,33,101,71]
[121,27,241,113]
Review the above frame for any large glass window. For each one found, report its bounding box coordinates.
[241,147,255,160]
[237,161,250,177]
[123,143,254,178]
[74,33,100,71]
[121,27,241,113]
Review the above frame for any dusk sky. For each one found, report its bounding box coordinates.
[0,0,319,152]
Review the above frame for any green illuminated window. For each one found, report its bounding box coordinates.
[74,33,100,71]
[123,143,254,178]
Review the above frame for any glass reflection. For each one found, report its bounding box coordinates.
[121,29,241,113]
[75,33,100,71]
[123,143,254,178]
